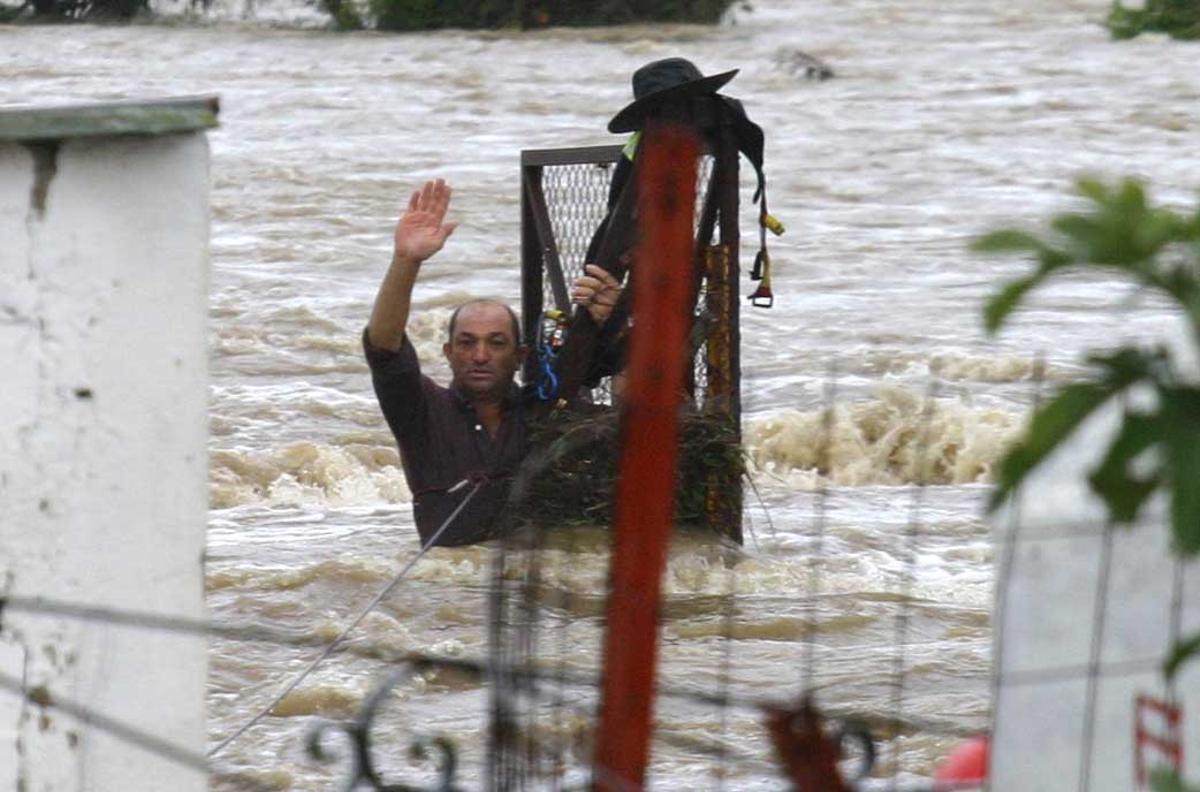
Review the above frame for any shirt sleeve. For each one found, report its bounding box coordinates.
[362,327,429,444]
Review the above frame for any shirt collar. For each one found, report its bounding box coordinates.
[450,382,522,413]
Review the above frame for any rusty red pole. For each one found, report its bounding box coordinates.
[592,122,700,792]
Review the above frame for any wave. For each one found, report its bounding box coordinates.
[270,684,362,718]
[745,384,1025,487]
[929,353,1067,383]
[209,386,1025,508]
[210,442,410,508]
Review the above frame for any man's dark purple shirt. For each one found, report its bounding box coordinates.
[363,330,529,546]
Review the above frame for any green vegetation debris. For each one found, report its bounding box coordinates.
[977,176,1200,688]
[1107,0,1200,40]
[513,408,745,539]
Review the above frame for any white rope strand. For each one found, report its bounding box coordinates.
[207,478,484,758]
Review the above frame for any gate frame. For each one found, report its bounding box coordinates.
[518,143,744,543]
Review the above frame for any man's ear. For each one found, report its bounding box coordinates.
[442,341,452,362]
[516,344,529,365]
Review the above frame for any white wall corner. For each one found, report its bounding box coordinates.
[1,113,213,792]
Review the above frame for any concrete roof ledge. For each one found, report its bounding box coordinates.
[0,95,220,142]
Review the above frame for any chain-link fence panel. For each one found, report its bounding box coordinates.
[521,146,717,408]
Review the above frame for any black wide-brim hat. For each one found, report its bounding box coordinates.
[607,57,739,134]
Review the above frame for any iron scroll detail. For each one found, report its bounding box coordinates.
[305,667,462,792]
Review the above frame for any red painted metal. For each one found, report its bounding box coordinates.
[764,698,852,792]
[1134,693,1183,788]
[592,122,700,792]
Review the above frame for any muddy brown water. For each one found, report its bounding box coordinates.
[3,0,1197,786]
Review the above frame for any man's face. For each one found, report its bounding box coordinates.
[443,303,523,401]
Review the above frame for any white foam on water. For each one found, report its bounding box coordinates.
[746,385,1026,488]
[210,442,411,508]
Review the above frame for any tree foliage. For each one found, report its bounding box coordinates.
[2,0,740,28]
[977,177,1200,681]
[361,0,739,31]
[2,0,149,20]
[1152,768,1200,792]
[1108,0,1200,40]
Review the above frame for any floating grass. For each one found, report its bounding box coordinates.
[513,407,745,538]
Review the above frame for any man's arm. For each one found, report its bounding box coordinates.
[367,179,458,352]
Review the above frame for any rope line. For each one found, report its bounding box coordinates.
[0,669,210,771]
[3,596,319,648]
[207,478,484,758]
[0,671,282,792]
[1077,521,1115,792]
[714,533,740,790]
[988,352,1045,784]
[742,473,774,552]
[802,358,838,692]
[1167,560,1185,707]
[887,377,938,789]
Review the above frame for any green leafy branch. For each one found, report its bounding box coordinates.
[1108,0,1200,41]
[1153,768,1200,792]
[976,177,1200,684]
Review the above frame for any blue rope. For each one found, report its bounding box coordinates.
[536,352,559,401]
[534,314,562,402]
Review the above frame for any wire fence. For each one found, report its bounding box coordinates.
[3,355,1190,790]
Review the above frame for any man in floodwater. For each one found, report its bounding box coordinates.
[363,179,620,547]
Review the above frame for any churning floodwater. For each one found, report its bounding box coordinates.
[3,0,1198,788]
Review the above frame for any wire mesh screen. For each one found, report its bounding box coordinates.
[540,161,618,310]
[521,147,716,408]
[473,363,1020,791]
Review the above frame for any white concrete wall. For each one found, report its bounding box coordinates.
[991,405,1200,791]
[0,132,210,790]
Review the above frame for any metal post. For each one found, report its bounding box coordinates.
[520,161,545,386]
[702,242,742,543]
[592,123,699,791]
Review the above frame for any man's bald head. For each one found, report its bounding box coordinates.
[447,299,520,345]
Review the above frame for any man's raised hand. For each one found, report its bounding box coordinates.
[367,179,457,351]
[393,179,458,264]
